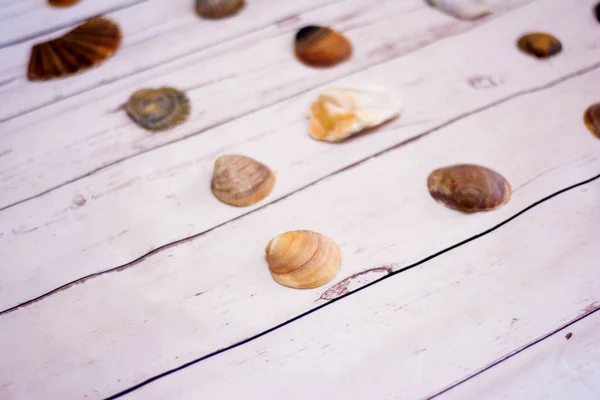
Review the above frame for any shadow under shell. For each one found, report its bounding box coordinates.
[516,32,562,59]
[294,25,352,67]
[125,88,191,132]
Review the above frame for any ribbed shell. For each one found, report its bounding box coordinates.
[584,103,600,139]
[427,164,511,213]
[517,33,562,59]
[211,155,276,207]
[294,26,352,67]
[27,17,121,81]
[265,230,342,289]
[195,0,245,19]
[48,0,81,7]
[125,87,191,132]
[425,0,491,20]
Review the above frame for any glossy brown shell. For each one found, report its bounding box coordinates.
[294,26,352,67]
[211,155,276,207]
[48,0,81,7]
[195,0,245,19]
[517,32,562,59]
[125,87,191,132]
[584,103,600,139]
[265,230,342,289]
[427,164,511,213]
[27,17,121,81]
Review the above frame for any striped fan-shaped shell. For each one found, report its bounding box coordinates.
[28,17,121,81]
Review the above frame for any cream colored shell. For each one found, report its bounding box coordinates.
[265,230,342,289]
[425,0,491,20]
[308,87,401,142]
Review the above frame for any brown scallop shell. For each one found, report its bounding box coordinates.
[265,230,342,289]
[195,0,245,19]
[517,33,562,59]
[48,0,81,7]
[584,103,600,139]
[211,155,276,207]
[125,87,191,132]
[27,17,121,81]
[427,164,511,213]
[295,25,352,67]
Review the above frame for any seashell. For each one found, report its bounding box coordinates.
[27,17,121,81]
[295,25,352,67]
[427,164,511,213]
[517,33,562,59]
[425,0,491,20]
[211,155,276,207]
[595,2,600,23]
[309,87,401,142]
[195,0,245,19]
[125,87,191,132]
[48,0,81,7]
[584,103,600,139]
[265,230,342,289]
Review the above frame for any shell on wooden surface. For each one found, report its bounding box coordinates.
[584,103,600,139]
[195,0,245,19]
[125,87,191,132]
[265,230,342,289]
[27,17,121,81]
[294,25,352,67]
[427,164,511,213]
[48,0,81,7]
[211,155,276,207]
[595,2,600,23]
[517,33,562,59]
[425,0,491,20]
[309,87,401,142]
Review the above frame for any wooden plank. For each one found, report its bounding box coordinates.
[0,0,597,310]
[436,311,600,400]
[103,178,600,400]
[0,0,536,207]
[1,62,599,399]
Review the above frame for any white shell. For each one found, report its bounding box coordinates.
[308,87,401,143]
[426,0,491,20]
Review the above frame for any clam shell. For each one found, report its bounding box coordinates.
[295,26,352,67]
[48,0,81,7]
[27,17,121,81]
[211,155,276,207]
[517,33,562,59]
[425,0,491,20]
[265,230,342,289]
[584,103,600,139]
[125,87,191,132]
[309,87,401,142]
[195,0,245,19]
[427,164,511,213]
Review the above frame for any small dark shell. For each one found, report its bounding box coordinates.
[125,88,191,132]
[28,17,121,81]
[427,164,511,213]
[584,103,600,139]
[48,0,81,7]
[517,33,562,59]
[595,2,600,23]
[195,0,245,19]
[295,25,352,67]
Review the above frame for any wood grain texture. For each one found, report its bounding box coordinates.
[0,0,535,208]
[98,176,600,400]
[1,66,599,399]
[438,311,600,400]
[0,0,597,311]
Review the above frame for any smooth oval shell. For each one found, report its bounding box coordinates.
[48,0,81,7]
[27,17,121,81]
[517,33,562,59]
[426,0,491,20]
[195,0,245,19]
[125,87,191,132]
[427,164,511,213]
[584,103,600,139]
[265,230,342,289]
[309,87,401,142]
[211,155,276,207]
[295,26,352,67]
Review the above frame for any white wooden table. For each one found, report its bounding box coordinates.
[1,0,599,399]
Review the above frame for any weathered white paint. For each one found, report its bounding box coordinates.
[438,311,600,400]
[0,0,597,310]
[0,0,537,207]
[1,67,599,399]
